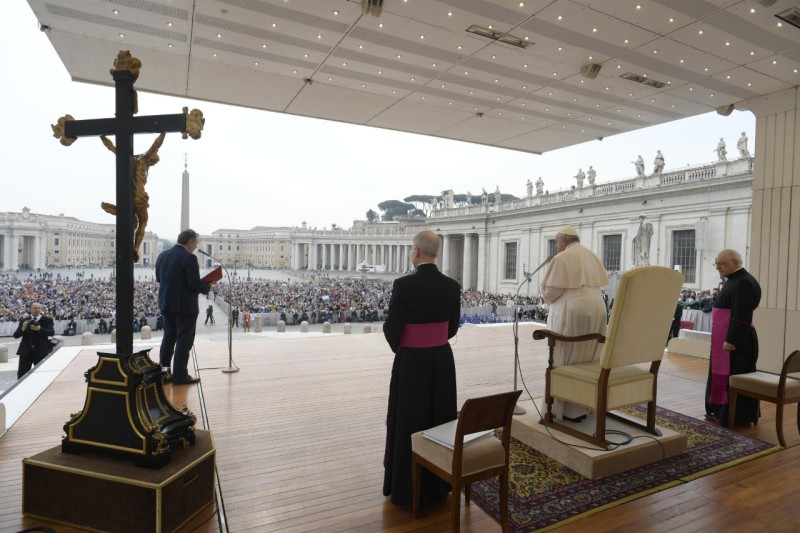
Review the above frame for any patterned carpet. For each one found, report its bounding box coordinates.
[469,406,778,532]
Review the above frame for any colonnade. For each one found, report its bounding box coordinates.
[0,233,44,270]
[292,242,414,273]
[290,233,487,290]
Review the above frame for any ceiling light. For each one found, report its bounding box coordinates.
[465,24,532,48]
[492,55,497,59]
[119,33,125,38]
[317,34,322,39]
[272,22,277,27]
[698,30,703,34]
[333,10,339,15]
[168,43,173,48]
[212,52,217,57]
[217,33,222,38]
[254,61,259,65]
[262,44,267,48]
[669,18,674,22]
[420,35,424,39]
[636,4,641,9]
[448,12,452,16]
[725,41,730,46]
[557,15,563,20]
[592,28,597,32]
[378,70,382,74]
[113,9,119,14]
[167,22,173,27]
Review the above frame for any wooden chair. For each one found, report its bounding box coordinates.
[728,350,800,446]
[533,266,684,449]
[410,390,522,533]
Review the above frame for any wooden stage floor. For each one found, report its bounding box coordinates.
[1,324,799,532]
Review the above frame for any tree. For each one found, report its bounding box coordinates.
[366,209,378,222]
[377,199,415,221]
[403,195,436,216]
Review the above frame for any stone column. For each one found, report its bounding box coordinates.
[309,243,317,270]
[463,234,474,290]
[442,234,451,278]
[9,232,18,271]
[476,233,486,291]
[32,235,41,270]
[321,244,328,270]
[740,87,800,373]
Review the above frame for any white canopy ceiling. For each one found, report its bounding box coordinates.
[27,0,800,154]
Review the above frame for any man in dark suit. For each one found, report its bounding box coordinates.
[382,230,461,507]
[705,249,761,425]
[156,229,212,385]
[14,302,55,379]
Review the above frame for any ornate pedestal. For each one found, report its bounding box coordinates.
[24,430,215,532]
[62,348,196,468]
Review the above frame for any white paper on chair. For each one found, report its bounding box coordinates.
[422,420,494,450]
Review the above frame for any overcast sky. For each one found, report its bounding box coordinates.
[3,3,756,240]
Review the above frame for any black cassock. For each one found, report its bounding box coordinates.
[383,263,461,507]
[705,267,761,425]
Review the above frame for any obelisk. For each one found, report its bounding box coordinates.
[180,153,190,231]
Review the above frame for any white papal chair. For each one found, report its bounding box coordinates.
[533,266,684,448]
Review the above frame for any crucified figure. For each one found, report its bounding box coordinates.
[100,132,165,262]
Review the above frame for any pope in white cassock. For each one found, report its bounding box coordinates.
[540,226,610,421]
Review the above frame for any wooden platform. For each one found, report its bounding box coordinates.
[1,324,799,532]
[511,398,687,479]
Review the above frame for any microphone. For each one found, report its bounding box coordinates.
[523,255,554,282]
[198,249,225,265]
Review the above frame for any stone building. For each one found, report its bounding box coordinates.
[0,207,160,269]
[291,156,754,298]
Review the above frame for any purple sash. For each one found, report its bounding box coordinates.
[398,321,449,350]
[709,307,730,404]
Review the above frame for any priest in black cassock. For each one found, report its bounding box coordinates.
[383,230,461,507]
[705,249,761,425]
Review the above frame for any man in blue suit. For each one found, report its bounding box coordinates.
[156,229,212,385]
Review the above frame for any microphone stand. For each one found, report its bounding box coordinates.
[512,256,553,415]
[199,251,238,373]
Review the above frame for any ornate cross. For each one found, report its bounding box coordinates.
[51,51,204,355]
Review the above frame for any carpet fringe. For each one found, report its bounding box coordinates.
[678,444,781,482]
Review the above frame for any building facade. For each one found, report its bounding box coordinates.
[0,207,161,269]
[199,227,294,271]
[290,156,754,297]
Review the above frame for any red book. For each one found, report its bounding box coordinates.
[201,266,222,284]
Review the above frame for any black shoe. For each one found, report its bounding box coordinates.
[704,413,719,422]
[173,376,201,385]
[562,414,587,423]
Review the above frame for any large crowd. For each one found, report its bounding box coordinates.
[0,272,159,323]
[1,272,546,327]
